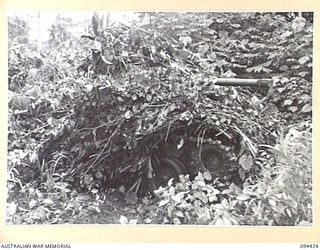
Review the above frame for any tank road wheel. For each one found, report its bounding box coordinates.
[148,156,186,191]
[199,145,236,180]
[201,148,224,174]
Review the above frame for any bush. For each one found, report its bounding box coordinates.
[151,122,312,226]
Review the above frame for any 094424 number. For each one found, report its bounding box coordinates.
[300,244,319,248]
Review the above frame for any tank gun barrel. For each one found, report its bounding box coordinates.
[214,78,273,88]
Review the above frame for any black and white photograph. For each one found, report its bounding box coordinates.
[6,11,313,226]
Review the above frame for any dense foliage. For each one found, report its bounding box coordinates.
[7,12,312,225]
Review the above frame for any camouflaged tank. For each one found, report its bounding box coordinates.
[140,78,276,193]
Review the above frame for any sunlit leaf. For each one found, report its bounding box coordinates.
[288,106,299,113]
[284,99,293,106]
[292,16,306,33]
[236,194,250,201]
[167,204,174,217]
[43,198,54,205]
[129,219,138,225]
[175,211,184,218]
[298,56,310,65]
[218,30,229,39]
[257,183,267,195]
[298,220,312,226]
[208,194,218,202]
[146,94,153,102]
[91,188,99,194]
[172,192,186,203]
[230,23,241,28]
[145,218,152,224]
[124,110,132,119]
[167,178,174,187]
[177,138,184,149]
[238,153,253,171]
[268,199,277,207]
[159,199,170,207]
[286,208,292,218]
[7,202,17,216]
[173,218,181,225]
[280,30,293,39]
[34,206,48,220]
[119,215,129,224]
[179,36,192,47]
[203,172,212,181]
[29,199,37,209]
[85,84,94,92]
[132,94,138,101]
[222,216,233,225]
[214,218,224,225]
[301,104,312,113]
